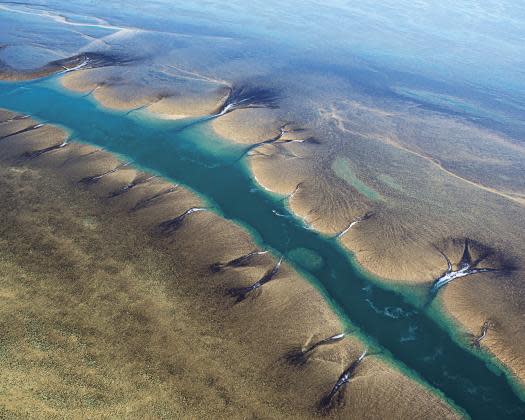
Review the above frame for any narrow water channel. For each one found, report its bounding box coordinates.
[1,78,524,418]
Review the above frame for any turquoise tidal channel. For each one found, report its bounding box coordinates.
[1,77,524,419]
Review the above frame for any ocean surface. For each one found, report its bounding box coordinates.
[2,0,524,135]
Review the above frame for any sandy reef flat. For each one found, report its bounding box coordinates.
[203,94,525,387]
[0,109,460,418]
[4,53,525,392]
[61,67,231,119]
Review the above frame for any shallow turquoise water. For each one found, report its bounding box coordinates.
[1,78,524,419]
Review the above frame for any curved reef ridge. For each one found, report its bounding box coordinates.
[0,108,460,418]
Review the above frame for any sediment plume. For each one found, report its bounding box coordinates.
[170,85,281,132]
[0,114,30,124]
[124,93,173,115]
[0,51,135,81]
[227,257,283,302]
[20,138,69,160]
[55,52,135,72]
[284,182,303,202]
[430,239,504,298]
[210,250,268,272]
[239,123,316,160]
[0,123,45,141]
[469,320,493,349]
[78,161,131,186]
[108,174,157,198]
[129,186,179,212]
[214,85,280,117]
[283,331,348,367]
[156,207,207,235]
[335,212,374,239]
[318,349,368,413]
